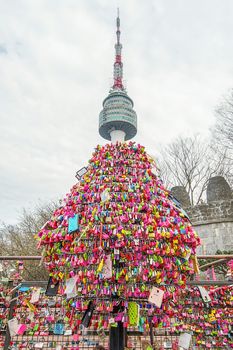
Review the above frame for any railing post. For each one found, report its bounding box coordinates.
[4,281,17,350]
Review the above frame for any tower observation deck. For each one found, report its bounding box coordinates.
[99,10,137,143]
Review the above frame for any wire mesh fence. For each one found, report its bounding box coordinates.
[4,332,182,350]
[4,330,233,349]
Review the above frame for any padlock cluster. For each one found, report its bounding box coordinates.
[5,284,233,349]
[37,142,200,299]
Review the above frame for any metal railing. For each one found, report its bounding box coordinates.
[0,255,232,350]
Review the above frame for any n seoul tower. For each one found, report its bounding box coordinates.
[99,9,137,143]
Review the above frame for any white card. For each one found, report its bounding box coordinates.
[102,255,112,279]
[65,276,77,299]
[101,189,110,202]
[34,343,44,349]
[148,287,164,308]
[30,288,41,304]
[198,286,211,303]
[178,332,192,349]
[64,329,72,336]
[8,318,19,337]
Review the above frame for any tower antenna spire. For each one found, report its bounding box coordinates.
[117,7,120,43]
[113,8,124,89]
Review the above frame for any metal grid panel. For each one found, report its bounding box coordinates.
[9,333,181,350]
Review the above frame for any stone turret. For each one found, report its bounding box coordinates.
[171,186,191,207]
[207,176,232,203]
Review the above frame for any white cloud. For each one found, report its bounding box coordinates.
[1,0,233,223]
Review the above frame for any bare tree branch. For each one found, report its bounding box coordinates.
[158,135,229,206]
[0,201,58,280]
[211,89,233,186]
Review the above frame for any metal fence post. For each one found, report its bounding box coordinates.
[4,280,17,350]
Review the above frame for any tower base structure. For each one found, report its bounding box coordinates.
[110,129,126,143]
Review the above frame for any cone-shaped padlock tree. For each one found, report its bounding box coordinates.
[37,142,200,338]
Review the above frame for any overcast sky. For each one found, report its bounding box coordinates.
[1,0,233,224]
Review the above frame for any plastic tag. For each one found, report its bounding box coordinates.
[148,287,164,308]
[178,332,192,349]
[102,255,112,279]
[68,214,79,233]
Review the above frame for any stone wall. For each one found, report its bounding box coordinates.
[186,199,233,226]
[171,176,233,254]
[186,199,233,254]
[193,221,233,254]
